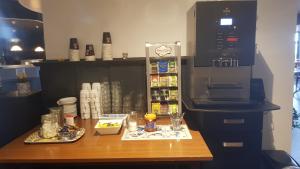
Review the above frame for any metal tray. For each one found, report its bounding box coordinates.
[24,128,85,144]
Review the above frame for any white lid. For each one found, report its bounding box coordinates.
[57,97,77,105]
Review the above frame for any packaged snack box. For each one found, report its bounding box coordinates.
[168,60,177,73]
[159,76,169,87]
[169,75,177,87]
[151,103,160,114]
[169,90,178,100]
[168,104,178,114]
[151,62,158,74]
[151,75,159,87]
[158,60,168,73]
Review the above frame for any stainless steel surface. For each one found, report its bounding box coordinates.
[185,64,252,105]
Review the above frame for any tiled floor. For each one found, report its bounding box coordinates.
[292,86,300,163]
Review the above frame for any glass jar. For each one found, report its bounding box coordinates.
[49,106,63,127]
[40,114,59,138]
[144,113,157,132]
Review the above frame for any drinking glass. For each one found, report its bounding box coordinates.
[127,111,138,132]
[170,113,184,131]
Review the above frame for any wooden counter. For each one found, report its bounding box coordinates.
[0,118,212,164]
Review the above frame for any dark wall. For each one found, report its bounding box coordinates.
[39,59,147,112]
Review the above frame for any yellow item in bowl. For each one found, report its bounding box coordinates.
[94,119,123,135]
[144,113,157,121]
[96,122,121,128]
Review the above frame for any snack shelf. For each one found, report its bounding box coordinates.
[148,56,177,61]
[150,72,178,76]
[151,100,178,103]
[150,86,178,89]
[145,42,182,116]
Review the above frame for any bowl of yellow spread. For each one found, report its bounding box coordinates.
[94,119,123,135]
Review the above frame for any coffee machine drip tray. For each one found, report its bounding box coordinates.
[191,98,258,107]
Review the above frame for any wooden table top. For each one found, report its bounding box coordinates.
[0,117,212,164]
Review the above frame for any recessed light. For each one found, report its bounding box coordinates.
[10,45,23,52]
[34,46,44,52]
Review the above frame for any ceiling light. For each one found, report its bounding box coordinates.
[10,45,23,52]
[34,46,44,52]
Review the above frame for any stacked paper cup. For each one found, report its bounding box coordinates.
[80,83,91,119]
[80,89,90,119]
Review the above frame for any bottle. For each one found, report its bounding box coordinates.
[69,38,80,61]
[102,32,113,60]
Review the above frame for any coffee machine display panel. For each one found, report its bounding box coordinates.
[191,1,257,67]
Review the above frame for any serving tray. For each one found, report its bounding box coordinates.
[24,127,85,144]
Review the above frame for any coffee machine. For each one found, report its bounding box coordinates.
[186,1,257,106]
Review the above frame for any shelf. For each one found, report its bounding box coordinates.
[35,58,146,66]
[149,56,176,61]
[150,86,178,89]
[151,100,178,104]
[150,72,178,75]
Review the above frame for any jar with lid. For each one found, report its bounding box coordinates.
[40,114,59,138]
[144,113,157,132]
[49,106,64,127]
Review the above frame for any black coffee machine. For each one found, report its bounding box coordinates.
[186,0,259,107]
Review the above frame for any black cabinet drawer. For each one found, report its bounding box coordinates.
[204,132,262,157]
[201,133,262,169]
[202,111,263,132]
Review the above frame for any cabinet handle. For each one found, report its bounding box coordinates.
[223,119,245,124]
[222,142,244,148]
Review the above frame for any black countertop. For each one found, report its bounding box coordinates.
[183,95,280,113]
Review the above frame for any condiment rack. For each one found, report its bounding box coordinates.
[145,42,182,115]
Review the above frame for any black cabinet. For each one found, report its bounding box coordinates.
[201,114,263,169]
[0,92,43,147]
[183,97,280,169]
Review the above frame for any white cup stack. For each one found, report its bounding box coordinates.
[80,89,91,119]
[90,89,101,119]
[82,83,92,91]
[80,82,104,119]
